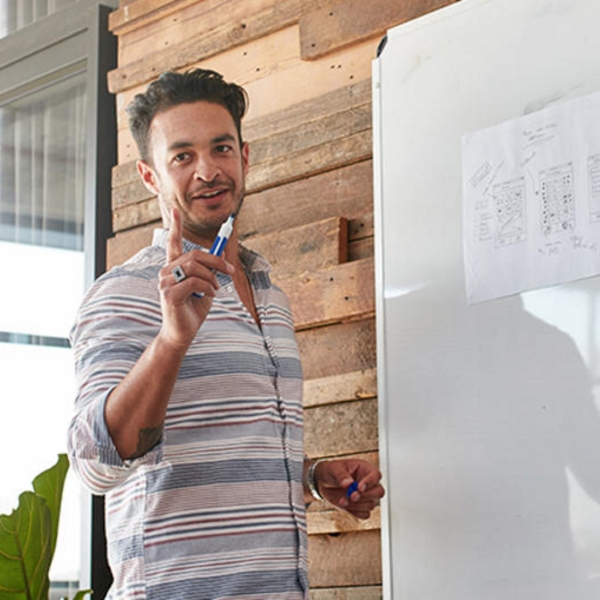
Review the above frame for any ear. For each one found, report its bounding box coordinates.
[241,142,250,177]
[136,160,160,196]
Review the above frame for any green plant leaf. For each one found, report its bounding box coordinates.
[72,590,93,599]
[0,510,29,599]
[0,455,70,600]
[0,492,52,599]
[31,454,69,563]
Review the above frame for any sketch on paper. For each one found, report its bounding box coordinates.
[463,90,600,303]
[493,177,527,247]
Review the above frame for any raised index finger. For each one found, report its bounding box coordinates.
[167,208,183,263]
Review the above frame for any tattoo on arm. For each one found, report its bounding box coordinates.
[127,424,164,460]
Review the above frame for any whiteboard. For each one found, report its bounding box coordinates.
[373,1,600,598]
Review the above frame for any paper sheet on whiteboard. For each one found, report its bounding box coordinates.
[462,90,600,303]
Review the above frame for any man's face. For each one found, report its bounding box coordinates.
[137,100,249,246]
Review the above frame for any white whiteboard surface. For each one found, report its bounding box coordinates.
[373,1,600,599]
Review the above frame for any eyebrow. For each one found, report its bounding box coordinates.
[167,141,193,152]
[167,133,237,153]
[212,134,237,144]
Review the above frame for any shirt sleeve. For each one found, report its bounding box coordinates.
[67,266,163,495]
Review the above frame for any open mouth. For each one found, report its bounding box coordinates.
[190,187,229,202]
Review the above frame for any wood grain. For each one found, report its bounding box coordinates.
[300,0,459,59]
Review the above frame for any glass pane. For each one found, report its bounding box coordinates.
[0,0,80,38]
[0,74,86,250]
[0,72,87,590]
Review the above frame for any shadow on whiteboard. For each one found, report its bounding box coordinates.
[383,277,600,600]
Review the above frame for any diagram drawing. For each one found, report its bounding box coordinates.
[588,153,600,223]
[540,163,575,236]
[493,177,527,247]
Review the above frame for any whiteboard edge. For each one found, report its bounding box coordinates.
[371,52,393,600]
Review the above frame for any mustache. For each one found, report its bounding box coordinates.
[187,180,233,198]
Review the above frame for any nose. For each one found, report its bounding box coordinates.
[194,153,220,183]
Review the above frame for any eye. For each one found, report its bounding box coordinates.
[215,144,233,154]
[173,151,191,163]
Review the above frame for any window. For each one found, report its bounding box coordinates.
[0,0,80,39]
[0,1,116,595]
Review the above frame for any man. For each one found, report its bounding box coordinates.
[68,69,384,599]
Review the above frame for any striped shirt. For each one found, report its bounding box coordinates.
[68,229,308,599]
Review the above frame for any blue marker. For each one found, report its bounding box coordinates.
[193,213,235,298]
[346,480,359,499]
[209,213,235,256]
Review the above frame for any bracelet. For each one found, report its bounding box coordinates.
[306,459,325,502]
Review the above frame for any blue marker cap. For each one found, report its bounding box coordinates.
[346,480,359,499]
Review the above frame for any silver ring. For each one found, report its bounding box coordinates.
[172,265,187,283]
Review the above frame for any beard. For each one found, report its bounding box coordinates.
[179,181,245,241]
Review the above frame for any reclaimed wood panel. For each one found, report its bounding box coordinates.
[303,368,377,408]
[212,34,376,124]
[114,24,301,145]
[115,35,376,161]
[113,196,160,233]
[348,213,374,261]
[308,530,382,587]
[111,0,235,44]
[243,216,348,276]
[348,213,373,242]
[250,103,371,166]
[113,175,147,209]
[109,0,198,33]
[112,158,137,189]
[108,0,325,94]
[106,222,157,270]
[280,258,374,331]
[115,67,371,158]
[249,129,371,194]
[349,236,374,262]
[244,77,371,141]
[300,0,458,59]
[297,318,376,380]
[239,161,373,237]
[309,587,382,600]
[304,398,379,458]
[308,506,380,535]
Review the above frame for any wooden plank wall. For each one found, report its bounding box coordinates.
[106,0,458,596]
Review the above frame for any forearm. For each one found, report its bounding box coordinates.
[104,332,187,460]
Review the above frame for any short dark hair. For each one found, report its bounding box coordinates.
[127,68,248,163]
